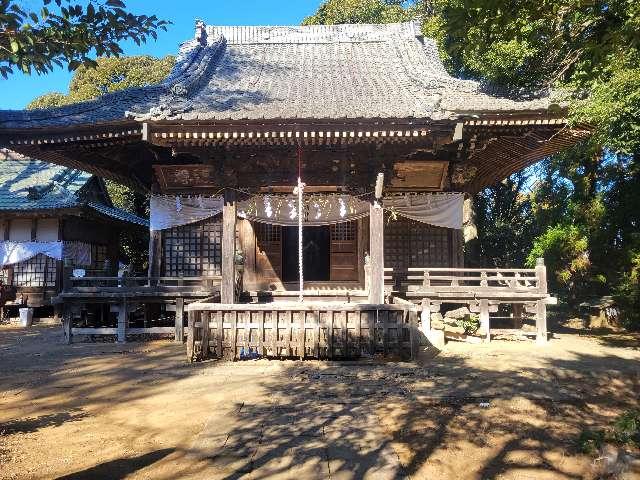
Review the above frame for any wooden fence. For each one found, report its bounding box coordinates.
[185,302,419,362]
[64,275,221,293]
[403,259,553,344]
[405,264,546,296]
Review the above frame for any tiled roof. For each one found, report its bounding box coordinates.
[0,21,551,130]
[0,149,149,227]
[87,201,149,227]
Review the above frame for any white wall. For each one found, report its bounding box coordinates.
[36,218,59,241]
[9,219,32,241]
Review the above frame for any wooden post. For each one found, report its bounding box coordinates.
[186,310,195,362]
[62,306,72,344]
[420,298,431,335]
[62,266,73,292]
[174,297,184,343]
[368,202,384,304]
[536,300,548,344]
[536,258,547,294]
[409,308,418,360]
[298,311,305,360]
[116,301,128,343]
[479,298,490,343]
[201,311,210,358]
[221,191,237,304]
[147,229,162,286]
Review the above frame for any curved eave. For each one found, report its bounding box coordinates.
[462,122,593,194]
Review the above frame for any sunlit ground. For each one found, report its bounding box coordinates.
[1,323,638,479]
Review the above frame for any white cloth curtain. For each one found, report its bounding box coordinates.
[149,193,464,230]
[150,195,224,231]
[64,241,92,267]
[237,194,370,226]
[0,241,63,268]
[383,193,464,229]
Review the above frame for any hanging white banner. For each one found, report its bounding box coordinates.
[150,195,224,231]
[149,193,464,230]
[237,194,371,226]
[383,193,464,230]
[0,241,63,268]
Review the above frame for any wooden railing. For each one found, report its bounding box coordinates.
[185,302,418,362]
[403,259,552,344]
[63,275,222,292]
[405,260,547,297]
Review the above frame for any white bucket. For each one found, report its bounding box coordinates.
[19,308,34,327]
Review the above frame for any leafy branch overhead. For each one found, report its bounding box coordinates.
[0,0,169,78]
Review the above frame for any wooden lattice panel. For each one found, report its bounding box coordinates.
[384,215,457,273]
[12,254,57,287]
[163,216,222,277]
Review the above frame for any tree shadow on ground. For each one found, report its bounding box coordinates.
[1,324,639,479]
[54,448,175,480]
[0,410,87,435]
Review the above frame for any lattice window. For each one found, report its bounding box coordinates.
[12,254,57,287]
[92,245,107,269]
[384,215,454,271]
[330,221,356,241]
[163,216,222,277]
[0,268,8,284]
[255,223,281,243]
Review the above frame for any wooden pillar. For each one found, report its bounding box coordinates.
[221,191,237,304]
[117,301,128,343]
[238,219,256,292]
[175,297,184,343]
[201,311,210,358]
[479,298,490,343]
[536,300,548,344]
[535,257,547,294]
[420,298,431,335]
[147,229,162,284]
[186,310,195,362]
[62,306,72,344]
[368,202,384,304]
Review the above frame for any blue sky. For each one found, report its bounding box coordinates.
[1,0,323,110]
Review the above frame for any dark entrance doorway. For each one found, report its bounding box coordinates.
[282,226,330,282]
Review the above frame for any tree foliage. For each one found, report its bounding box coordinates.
[305,0,640,326]
[25,54,175,272]
[27,55,175,109]
[303,0,414,25]
[0,0,169,78]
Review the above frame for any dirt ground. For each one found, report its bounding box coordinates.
[1,321,639,480]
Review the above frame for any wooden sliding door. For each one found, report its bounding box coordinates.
[255,223,282,287]
[330,221,358,281]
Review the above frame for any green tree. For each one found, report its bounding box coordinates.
[466,171,538,269]
[420,1,640,321]
[0,0,168,78]
[27,55,175,108]
[305,0,640,324]
[26,54,175,272]
[303,0,414,25]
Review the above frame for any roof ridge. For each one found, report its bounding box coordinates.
[204,21,423,45]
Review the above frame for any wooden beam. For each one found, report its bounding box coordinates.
[368,202,384,304]
[221,191,237,304]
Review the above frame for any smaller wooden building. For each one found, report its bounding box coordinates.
[0,149,148,310]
